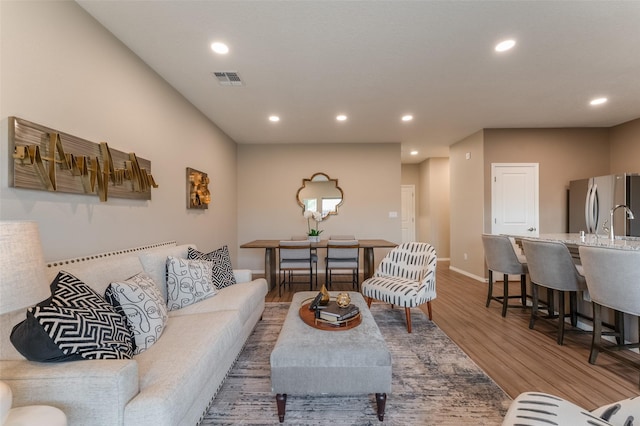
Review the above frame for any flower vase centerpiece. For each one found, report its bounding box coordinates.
[304,210,323,242]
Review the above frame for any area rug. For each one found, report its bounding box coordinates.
[201,303,511,425]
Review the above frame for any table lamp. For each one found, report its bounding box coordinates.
[0,221,50,314]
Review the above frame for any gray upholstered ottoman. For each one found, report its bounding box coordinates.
[270,291,392,422]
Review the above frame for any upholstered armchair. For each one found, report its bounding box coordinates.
[361,242,436,333]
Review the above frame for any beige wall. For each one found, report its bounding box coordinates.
[419,158,450,258]
[610,118,640,174]
[449,124,640,280]
[0,1,239,261]
[237,143,401,272]
[484,128,610,235]
[449,131,485,279]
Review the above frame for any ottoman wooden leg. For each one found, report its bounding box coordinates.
[276,393,287,423]
[375,393,387,421]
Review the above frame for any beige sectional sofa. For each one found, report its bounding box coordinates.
[0,241,268,426]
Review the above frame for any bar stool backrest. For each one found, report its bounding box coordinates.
[579,246,640,317]
[482,234,527,275]
[522,239,586,291]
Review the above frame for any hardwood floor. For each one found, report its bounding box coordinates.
[264,261,640,410]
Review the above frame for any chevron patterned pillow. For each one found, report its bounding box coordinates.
[188,245,237,289]
[10,271,134,362]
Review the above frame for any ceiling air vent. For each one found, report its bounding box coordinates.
[212,71,243,86]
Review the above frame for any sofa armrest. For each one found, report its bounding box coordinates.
[233,269,253,284]
[0,359,138,426]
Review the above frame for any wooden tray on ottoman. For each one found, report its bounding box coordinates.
[299,302,362,331]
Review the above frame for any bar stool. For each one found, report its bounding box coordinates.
[579,246,640,384]
[522,239,587,345]
[481,234,528,317]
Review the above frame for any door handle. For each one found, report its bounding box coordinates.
[527,227,537,232]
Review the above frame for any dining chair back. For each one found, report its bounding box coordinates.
[522,239,587,344]
[481,234,528,317]
[325,239,359,290]
[329,235,356,240]
[278,240,316,296]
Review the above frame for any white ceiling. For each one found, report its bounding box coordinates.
[76,1,640,163]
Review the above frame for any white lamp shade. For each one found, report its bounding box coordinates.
[0,221,50,314]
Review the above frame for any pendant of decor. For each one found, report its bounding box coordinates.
[319,283,330,306]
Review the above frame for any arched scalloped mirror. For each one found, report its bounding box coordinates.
[296,172,344,219]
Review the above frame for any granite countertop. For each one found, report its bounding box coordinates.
[510,233,640,251]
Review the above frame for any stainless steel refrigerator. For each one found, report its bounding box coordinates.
[569,173,640,237]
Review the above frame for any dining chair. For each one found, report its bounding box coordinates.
[328,235,356,240]
[578,245,640,384]
[522,239,587,345]
[290,235,318,283]
[324,239,360,290]
[278,240,316,296]
[481,234,528,317]
[361,242,436,333]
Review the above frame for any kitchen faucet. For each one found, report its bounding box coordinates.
[609,204,635,241]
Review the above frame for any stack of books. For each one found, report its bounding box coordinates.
[318,301,360,323]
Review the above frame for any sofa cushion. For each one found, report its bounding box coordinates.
[187,246,237,289]
[168,279,268,327]
[105,272,168,354]
[165,257,217,311]
[138,244,193,302]
[125,310,243,426]
[10,271,134,361]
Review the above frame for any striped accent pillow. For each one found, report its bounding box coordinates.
[11,271,134,362]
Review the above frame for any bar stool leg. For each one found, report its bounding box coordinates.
[486,270,494,307]
[502,273,509,317]
[520,274,527,306]
[529,283,538,329]
[589,302,603,364]
[557,291,566,345]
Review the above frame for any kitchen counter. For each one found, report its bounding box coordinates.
[510,233,640,251]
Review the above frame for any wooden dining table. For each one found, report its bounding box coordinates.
[240,239,398,289]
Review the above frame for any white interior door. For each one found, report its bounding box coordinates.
[491,163,539,237]
[401,185,416,242]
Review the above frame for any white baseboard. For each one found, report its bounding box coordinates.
[448,266,485,282]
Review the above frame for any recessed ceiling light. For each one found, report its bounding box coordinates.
[211,42,229,55]
[269,115,280,122]
[495,39,516,52]
[590,97,608,106]
[402,115,414,122]
[336,115,347,121]
[410,150,418,156]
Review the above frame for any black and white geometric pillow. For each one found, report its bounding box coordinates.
[188,245,237,289]
[10,271,134,361]
[166,256,218,311]
[105,272,168,355]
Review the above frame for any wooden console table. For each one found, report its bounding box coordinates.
[240,239,397,289]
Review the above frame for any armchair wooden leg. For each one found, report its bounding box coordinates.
[426,301,433,320]
[405,307,412,333]
[366,297,373,308]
